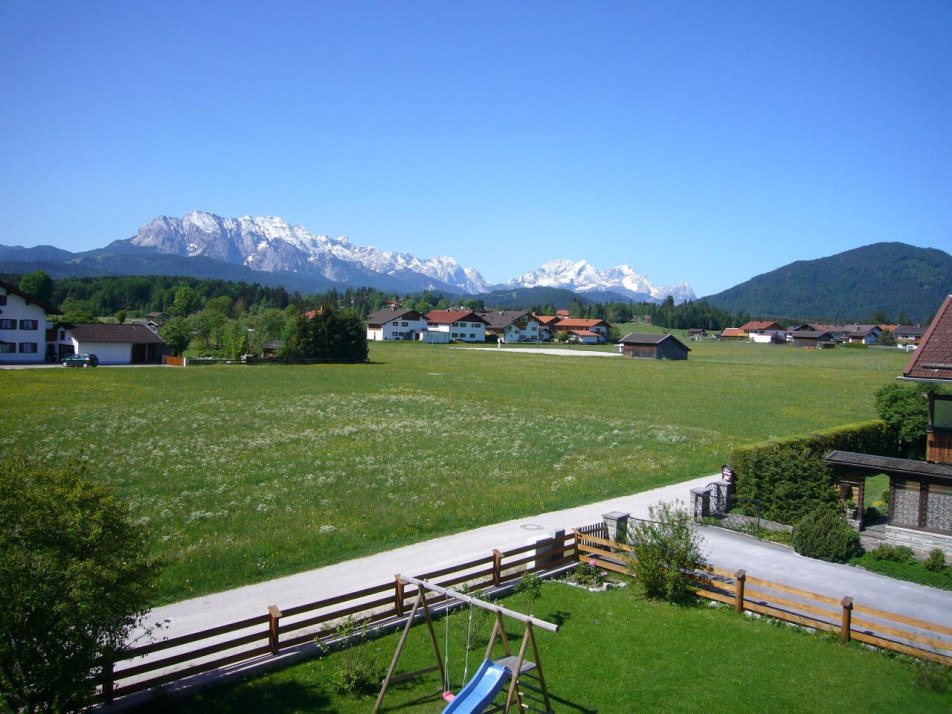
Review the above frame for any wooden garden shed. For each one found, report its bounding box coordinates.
[618,333,690,360]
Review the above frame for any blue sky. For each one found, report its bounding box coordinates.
[1,1,950,296]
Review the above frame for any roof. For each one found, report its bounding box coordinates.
[903,295,952,381]
[0,279,61,315]
[478,311,532,329]
[790,330,834,339]
[568,329,600,338]
[533,315,560,326]
[894,325,926,337]
[739,320,784,331]
[825,450,952,483]
[554,318,610,329]
[425,310,487,325]
[365,307,422,325]
[67,323,166,344]
[720,328,748,338]
[618,332,690,350]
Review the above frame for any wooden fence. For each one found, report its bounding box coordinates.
[99,531,576,704]
[572,527,952,667]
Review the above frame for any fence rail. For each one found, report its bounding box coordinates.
[99,530,578,704]
[573,526,952,667]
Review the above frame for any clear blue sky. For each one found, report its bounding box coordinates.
[2,1,950,296]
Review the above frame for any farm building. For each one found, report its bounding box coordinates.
[63,324,167,365]
[789,330,835,348]
[479,311,543,343]
[618,332,690,360]
[424,310,487,343]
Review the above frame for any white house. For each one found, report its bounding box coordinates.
[65,324,166,365]
[0,279,59,364]
[365,308,427,341]
[424,310,487,343]
[550,318,612,344]
[479,311,543,343]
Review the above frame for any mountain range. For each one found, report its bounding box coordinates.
[704,242,952,323]
[0,211,691,303]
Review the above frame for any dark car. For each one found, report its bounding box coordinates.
[62,353,99,367]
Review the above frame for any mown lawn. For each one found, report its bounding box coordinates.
[0,341,910,603]
[135,580,952,713]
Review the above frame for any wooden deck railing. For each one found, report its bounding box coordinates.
[99,531,577,704]
[572,527,952,667]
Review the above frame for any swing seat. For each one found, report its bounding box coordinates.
[443,691,456,703]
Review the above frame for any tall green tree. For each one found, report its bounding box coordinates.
[0,453,158,713]
[172,286,201,317]
[160,318,193,357]
[874,383,933,458]
[18,271,54,305]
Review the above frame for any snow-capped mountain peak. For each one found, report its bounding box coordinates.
[506,259,695,303]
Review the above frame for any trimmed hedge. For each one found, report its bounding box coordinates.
[792,507,862,563]
[730,420,897,525]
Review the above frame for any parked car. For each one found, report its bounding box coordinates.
[62,353,99,367]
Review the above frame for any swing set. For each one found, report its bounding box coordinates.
[372,575,558,714]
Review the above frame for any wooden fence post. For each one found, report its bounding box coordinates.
[268,605,282,655]
[734,570,746,613]
[394,576,405,617]
[492,549,503,587]
[840,596,853,644]
[102,658,114,705]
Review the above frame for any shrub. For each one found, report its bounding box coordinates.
[628,501,703,604]
[323,618,382,695]
[868,543,917,564]
[515,572,544,614]
[792,507,862,563]
[925,548,947,572]
[0,452,159,713]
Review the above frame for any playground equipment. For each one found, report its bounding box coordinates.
[373,575,558,714]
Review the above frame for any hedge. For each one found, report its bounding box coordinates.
[729,420,897,525]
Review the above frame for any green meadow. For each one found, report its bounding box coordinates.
[0,339,910,603]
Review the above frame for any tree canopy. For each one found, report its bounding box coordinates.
[0,453,158,713]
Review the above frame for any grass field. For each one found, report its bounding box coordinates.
[135,579,952,713]
[0,339,910,603]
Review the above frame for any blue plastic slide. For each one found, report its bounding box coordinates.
[442,659,511,714]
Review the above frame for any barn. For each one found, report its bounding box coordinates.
[618,332,691,360]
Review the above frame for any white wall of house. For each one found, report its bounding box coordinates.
[368,317,427,341]
[427,321,485,342]
[69,339,132,364]
[502,318,542,343]
[0,291,48,363]
[750,333,774,344]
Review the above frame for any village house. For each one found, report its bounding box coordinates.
[551,318,611,344]
[718,327,749,341]
[618,332,691,360]
[894,325,926,345]
[789,329,836,349]
[0,279,60,364]
[478,311,542,343]
[738,320,786,343]
[423,310,487,343]
[825,294,952,556]
[532,314,561,341]
[365,307,427,342]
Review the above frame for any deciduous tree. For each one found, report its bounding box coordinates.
[0,453,158,713]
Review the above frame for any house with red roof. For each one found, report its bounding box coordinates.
[424,310,487,343]
[551,318,611,344]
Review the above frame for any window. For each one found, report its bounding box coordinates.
[19,319,38,330]
[0,342,14,353]
[470,333,475,339]
[0,294,6,306]
[0,319,14,330]
[401,322,408,327]
[19,342,38,353]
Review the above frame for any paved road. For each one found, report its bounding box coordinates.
[138,474,951,641]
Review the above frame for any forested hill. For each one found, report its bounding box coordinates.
[703,242,952,323]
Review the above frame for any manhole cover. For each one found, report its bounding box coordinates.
[520,523,543,531]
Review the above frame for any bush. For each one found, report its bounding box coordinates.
[868,543,917,564]
[730,420,897,525]
[792,508,862,563]
[925,548,947,572]
[0,452,159,712]
[628,501,703,604]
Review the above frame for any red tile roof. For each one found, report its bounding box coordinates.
[739,320,784,331]
[554,318,610,329]
[903,295,952,381]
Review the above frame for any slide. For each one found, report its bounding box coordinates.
[442,659,511,714]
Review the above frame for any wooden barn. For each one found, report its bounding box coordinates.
[618,332,690,360]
